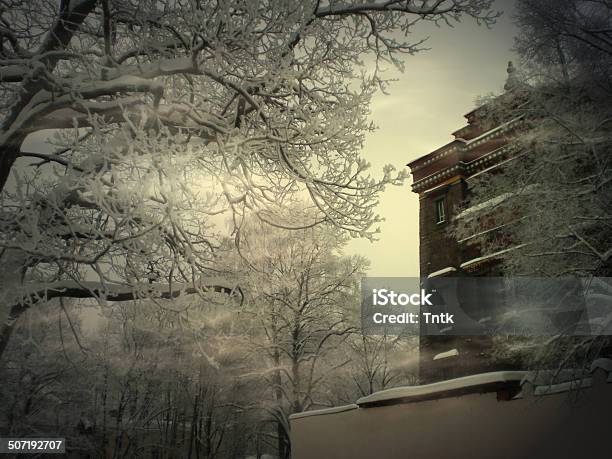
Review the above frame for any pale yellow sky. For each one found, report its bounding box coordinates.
[345,0,518,277]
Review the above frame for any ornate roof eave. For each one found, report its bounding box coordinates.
[407,116,524,175]
[412,143,516,193]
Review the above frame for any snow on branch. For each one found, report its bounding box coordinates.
[15,279,243,306]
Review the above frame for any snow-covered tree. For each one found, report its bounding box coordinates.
[514,0,612,88]
[0,0,499,358]
[228,217,366,458]
[456,0,612,278]
[344,333,417,397]
[454,0,612,371]
[0,294,263,456]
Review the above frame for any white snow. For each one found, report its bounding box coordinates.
[521,368,590,386]
[459,244,526,269]
[104,57,194,80]
[427,267,457,278]
[356,371,527,406]
[590,358,612,374]
[433,349,459,360]
[456,192,513,219]
[457,218,526,243]
[13,278,238,304]
[289,404,358,420]
[466,154,518,182]
[464,116,524,147]
[456,184,537,220]
[533,378,592,396]
[421,181,453,195]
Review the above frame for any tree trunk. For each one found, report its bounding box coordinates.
[277,422,289,459]
[291,349,302,414]
[0,0,98,193]
[271,348,289,459]
[555,38,570,87]
[0,141,23,195]
[187,392,199,459]
[0,303,29,360]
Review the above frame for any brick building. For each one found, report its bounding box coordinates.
[407,63,524,383]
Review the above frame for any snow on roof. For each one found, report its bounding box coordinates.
[427,267,457,278]
[406,140,463,169]
[456,192,513,219]
[456,184,536,220]
[459,244,526,270]
[288,404,358,420]
[457,217,528,244]
[356,371,527,406]
[463,115,524,148]
[467,155,518,182]
[433,349,459,360]
[421,180,454,195]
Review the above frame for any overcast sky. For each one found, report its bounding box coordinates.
[345,0,518,277]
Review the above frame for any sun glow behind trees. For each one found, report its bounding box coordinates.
[0,0,499,357]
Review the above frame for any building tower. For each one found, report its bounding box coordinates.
[407,63,524,383]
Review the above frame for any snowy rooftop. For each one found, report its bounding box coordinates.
[459,244,526,270]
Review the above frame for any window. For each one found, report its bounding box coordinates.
[435,197,446,224]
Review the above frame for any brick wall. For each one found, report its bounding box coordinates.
[418,179,465,277]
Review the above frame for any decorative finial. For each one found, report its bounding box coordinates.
[504,61,518,91]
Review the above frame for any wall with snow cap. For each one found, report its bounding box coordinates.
[290,361,612,459]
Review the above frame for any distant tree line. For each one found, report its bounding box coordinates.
[0,222,416,458]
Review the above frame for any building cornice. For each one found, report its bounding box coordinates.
[411,143,515,193]
[407,116,524,175]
